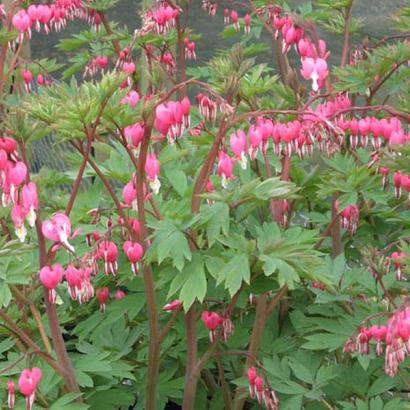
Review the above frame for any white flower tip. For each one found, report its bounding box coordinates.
[15,225,27,243]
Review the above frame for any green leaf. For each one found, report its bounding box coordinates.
[222,254,250,296]
[254,177,297,200]
[367,374,397,397]
[148,220,192,271]
[281,395,303,410]
[177,255,207,311]
[302,333,347,351]
[288,358,314,384]
[166,168,188,197]
[49,393,88,410]
[0,281,12,307]
[260,256,300,289]
[274,380,307,395]
[196,202,230,246]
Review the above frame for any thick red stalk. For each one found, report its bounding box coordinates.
[340,4,352,67]
[136,116,160,410]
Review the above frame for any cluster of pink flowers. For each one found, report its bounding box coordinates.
[223,9,251,33]
[338,116,408,149]
[392,171,410,205]
[0,137,40,242]
[95,287,126,312]
[11,0,101,42]
[337,203,360,236]
[38,209,144,309]
[154,98,191,143]
[344,305,410,377]
[143,3,179,35]
[21,69,52,91]
[6,368,42,410]
[65,264,94,303]
[83,55,109,78]
[196,93,219,124]
[247,367,279,410]
[201,310,234,342]
[373,168,410,206]
[184,37,196,60]
[201,0,217,17]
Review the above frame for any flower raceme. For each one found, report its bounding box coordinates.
[344,306,410,377]
[145,3,179,35]
[154,98,190,142]
[247,367,279,410]
[18,368,41,410]
[39,264,64,303]
[12,1,102,40]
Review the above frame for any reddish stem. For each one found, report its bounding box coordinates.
[136,115,160,410]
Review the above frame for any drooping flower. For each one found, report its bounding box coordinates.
[300,57,329,92]
[217,151,234,188]
[184,38,196,60]
[163,299,182,312]
[115,289,126,300]
[247,367,257,398]
[124,122,144,148]
[65,264,83,301]
[39,264,64,303]
[145,153,161,194]
[12,10,32,41]
[11,204,27,242]
[243,14,251,34]
[7,379,15,409]
[230,130,247,169]
[96,287,110,312]
[42,213,76,252]
[22,69,33,92]
[121,90,140,108]
[7,161,27,202]
[391,251,407,281]
[97,241,118,276]
[18,368,41,410]
[21,182,38,227]
[123,240,144,275]
[201,311,223,342]
[231,9,239,31]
